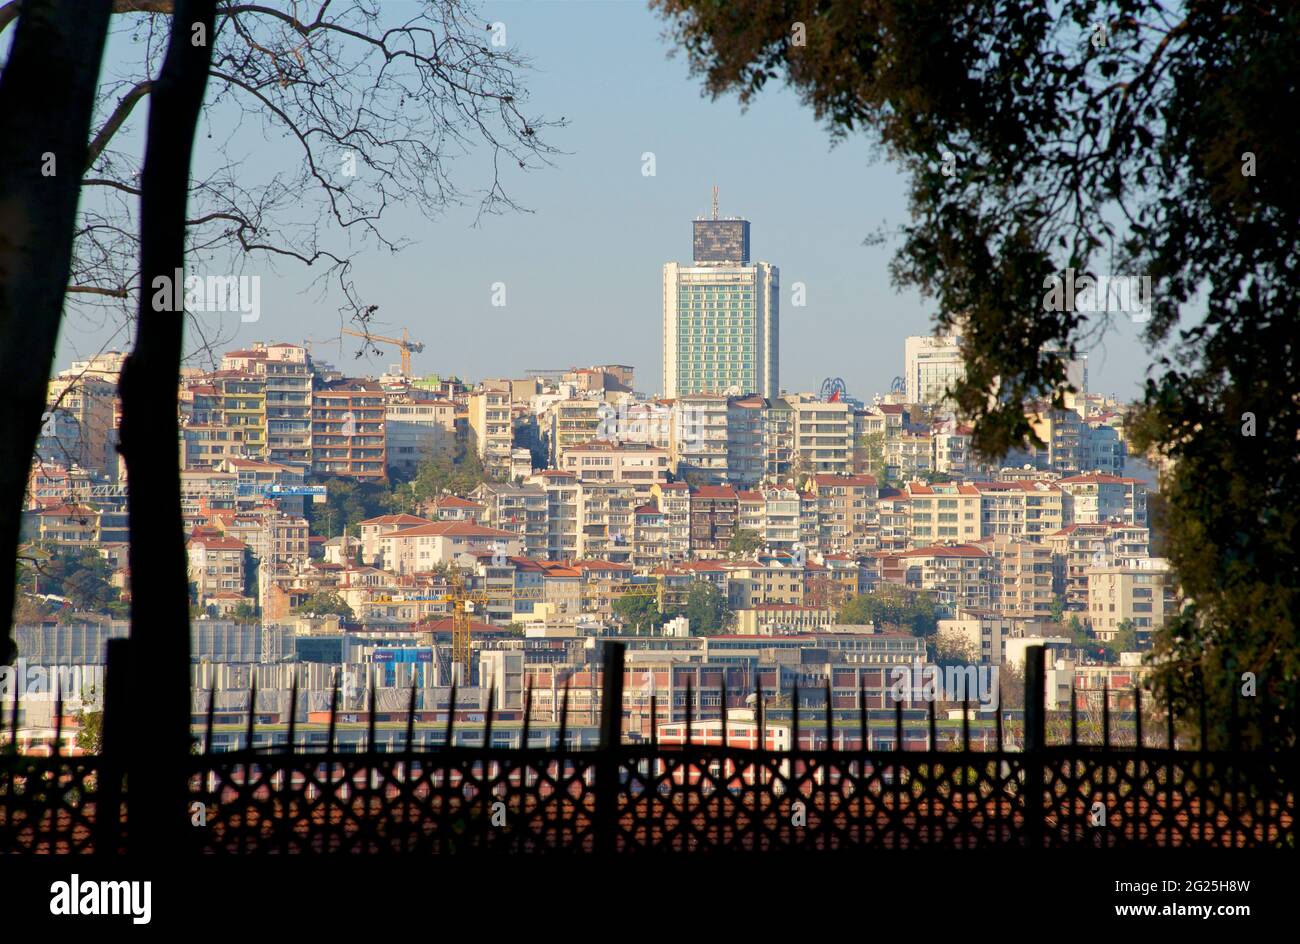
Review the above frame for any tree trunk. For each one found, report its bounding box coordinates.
[118,0,216,854]
[0,0,112,662]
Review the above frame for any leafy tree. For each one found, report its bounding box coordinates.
[230,601,258,623]
[1049,597,1066,625]
[932,628,977,666]
[728,529,764,557]
[612,593,662,634]
[858,431,886,480]
[654,0,1300,749]
[75,706,103,755]
[839,585,938,637]
[683,580,732,636]
[294,591,354,620]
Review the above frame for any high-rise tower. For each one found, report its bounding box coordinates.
[663,191,778,399]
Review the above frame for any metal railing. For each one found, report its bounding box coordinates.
[1,643,1294,853]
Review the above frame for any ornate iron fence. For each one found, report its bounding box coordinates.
[2,644,1295,853]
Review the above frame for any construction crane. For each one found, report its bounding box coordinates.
[432,572,676,684]
[341,326,425,377]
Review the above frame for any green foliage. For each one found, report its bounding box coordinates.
[654,0,1300,748]
[1049,597,1066,625]
[75,707,103,755]
[230,601,258,623]
[839,585,937,637]
[682,580,732,636]
[728,528,764,556]
[18,545,122,616]
[308,476,400,538]
[612,593,663,634]
[294,590,354,619]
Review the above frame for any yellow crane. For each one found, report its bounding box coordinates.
[341,326,425,377]
[433,572,677,682]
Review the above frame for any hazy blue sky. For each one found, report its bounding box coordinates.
[55,0,1154,400]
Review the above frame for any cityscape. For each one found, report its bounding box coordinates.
[13,205,1165,754]
[0,0,1293,924]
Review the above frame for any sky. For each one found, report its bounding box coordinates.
[53,0,1156,402]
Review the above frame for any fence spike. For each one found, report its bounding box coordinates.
[286,672,298,754]
[205,680,217,756]
[366,669,378,753]
[995,696,1003,753]
[327,671,339,755]
[1070,681,1078,747]
[53,673,63,757]
[521,679,532,750]
[556,679,568,751]
[1134,686,1143,750]
[791,683,799,753]
[246,677,258,753]
[483,677,496,750]
[755,679,764,752]
[859,680,867,753]
[405,679,417,754]
[10,668,20,749]
[1230,684,1240,752]
[961,695,970,753]
[895,693,903,752]
[649,694,657,749]
[928,690,937,752]
[720,676,728,750]
[446,680,458,750]
[1102,679,1110,749]
[684,676,693,748]
[824,676,833,751]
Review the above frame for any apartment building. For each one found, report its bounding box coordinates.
[1086,558,1177,640]
[377,522,522,575]
[885,429,934,481]
[577,482,637,563]
[904,329,964,407]
[671,393,730,483]
[787,394,853,476]
[24,503,100,546]
[974,481,1067,541]
[1048,522,1151,608]
[689,485,737,553]
[468,387,514,479]
[650,482,692,560]
[260,354,313,469]
[906,482,981,545]
[632,503,668,567]
[470,481,549,559]
[1057,473,1148,526]
[558,440,670,499]
[545,397,606,467]
[981,536,1055,620]
[893,544,996,612]
[187,531,247,600]
[312,381,386,480]
[806,474,879,554]
[1027,408,1084,474]
[725,395,768,485]
[384,398,456,475]
[358,513,433,567]
[39,375,117,478]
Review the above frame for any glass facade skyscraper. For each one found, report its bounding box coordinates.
[663,213,778,399]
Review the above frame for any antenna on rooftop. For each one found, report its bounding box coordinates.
[711,184,719,220]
